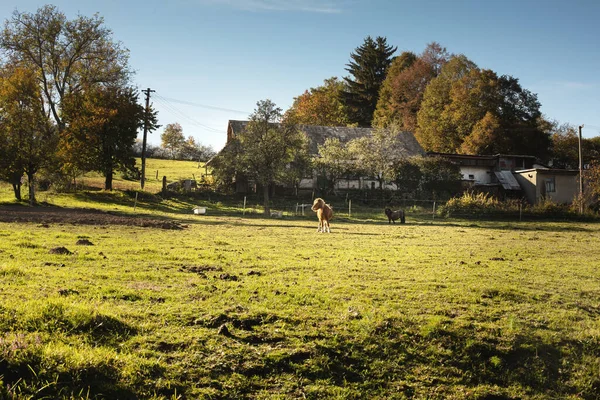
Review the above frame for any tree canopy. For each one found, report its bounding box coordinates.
[1,5,130,131]
[416,57,550,157]
[373,43,450,131]
[285,77,350,127]
[342,36,396,127]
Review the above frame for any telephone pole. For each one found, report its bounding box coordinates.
[141,88,155,190]
[578,124,585,214]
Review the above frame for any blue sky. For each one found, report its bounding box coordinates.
[2,0,599,150]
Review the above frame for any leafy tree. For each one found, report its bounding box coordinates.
[278,132,312,196]
[210,139,242,191]
[0,65,56,203]
[214,100,304,214]
[372,51,417,128]
[342,36,397,127]
[348,124,413,193]
[61,86,144,190]
[1,5,130,131]
[413,156,462,199]
[315,138,353,194]
[161,123,185,159]
[374,43,450,131]
[416,58,550,157]
[391,157,422,196]
[285,77,350,126]
[180,136,216,162]
[416,55,478,151]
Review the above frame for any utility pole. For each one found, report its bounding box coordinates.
[578,124,584,214]
[141,88,155,190]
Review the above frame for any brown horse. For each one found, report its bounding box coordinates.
[385,208,405,224]
[312,198,333,233]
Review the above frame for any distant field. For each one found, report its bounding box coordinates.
[77,158,207,192]
[1,197,599,398]
[0,158,206,203]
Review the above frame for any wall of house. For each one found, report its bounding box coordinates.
[541,173,579,204]
[514,171,579,204]
[514,171,537,204]
[460,166,493,185]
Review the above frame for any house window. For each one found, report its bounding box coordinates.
[545,177,556,193]
[468,174,475,180]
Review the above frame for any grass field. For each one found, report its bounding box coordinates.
[0,159,599,399]
[1,194,600,399]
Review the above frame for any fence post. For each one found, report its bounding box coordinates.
[519,203,522,222]
[432,201,436,220]
[243,196,247,216]
[349,199,352,217]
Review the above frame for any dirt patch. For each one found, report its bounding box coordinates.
[49,247,72,255]
[76,239,94,246]
[0,205,185,230]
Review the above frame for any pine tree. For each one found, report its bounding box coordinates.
[342,36,397,127]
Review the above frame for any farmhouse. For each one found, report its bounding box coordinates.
[430,152,580,204]
[220,120,425,192]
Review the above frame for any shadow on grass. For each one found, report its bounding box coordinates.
[202,316,596,398]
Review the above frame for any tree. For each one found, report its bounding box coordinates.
[315,138,353,194]
[1,5,130,131]
[342,36,397,127]
[348,123,413,194]
[180,136,216,162]
[373,43,450,131]
[372,51,417,128]
[416,55,478,151]
[0,65,56,203]
[227,99,304,214]
[278,132,312,196]
[413,156,462,199]
[416,58,550,157]
[285,77,350,126]
[161,123,185,159]
[61,86,144,190]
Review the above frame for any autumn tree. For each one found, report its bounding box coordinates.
[416,55,478,151]
[342,36,396,127]
[373,43,450,131]
[285,77,350,126]
[0,66,56,203]
[1,5,130,132]
[61,86,144,190]
[161,123,186,159]
[416,58,550,157]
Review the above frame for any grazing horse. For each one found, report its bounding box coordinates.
[385,208,405,224]
[312,198,333,233]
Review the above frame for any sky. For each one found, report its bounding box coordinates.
[1,0,599,151]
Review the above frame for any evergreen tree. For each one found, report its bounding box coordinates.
[342,36,396,127]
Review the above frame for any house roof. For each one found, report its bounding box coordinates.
[227,120,425,156]
[514,168,579,175]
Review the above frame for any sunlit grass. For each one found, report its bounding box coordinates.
[1,201,599,398]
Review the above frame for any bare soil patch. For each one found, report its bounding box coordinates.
[0,205,184,230]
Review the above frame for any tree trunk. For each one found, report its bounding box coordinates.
[263,184,270,215]
[12,183,21,201]
[105,170,113,191]
[27,171,35,205]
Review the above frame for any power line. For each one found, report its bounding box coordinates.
[154,94,250,115]
[153,95,223,133]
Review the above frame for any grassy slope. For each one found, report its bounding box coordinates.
[1,201,599,399]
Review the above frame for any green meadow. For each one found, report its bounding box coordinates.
[0,165,599,399]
